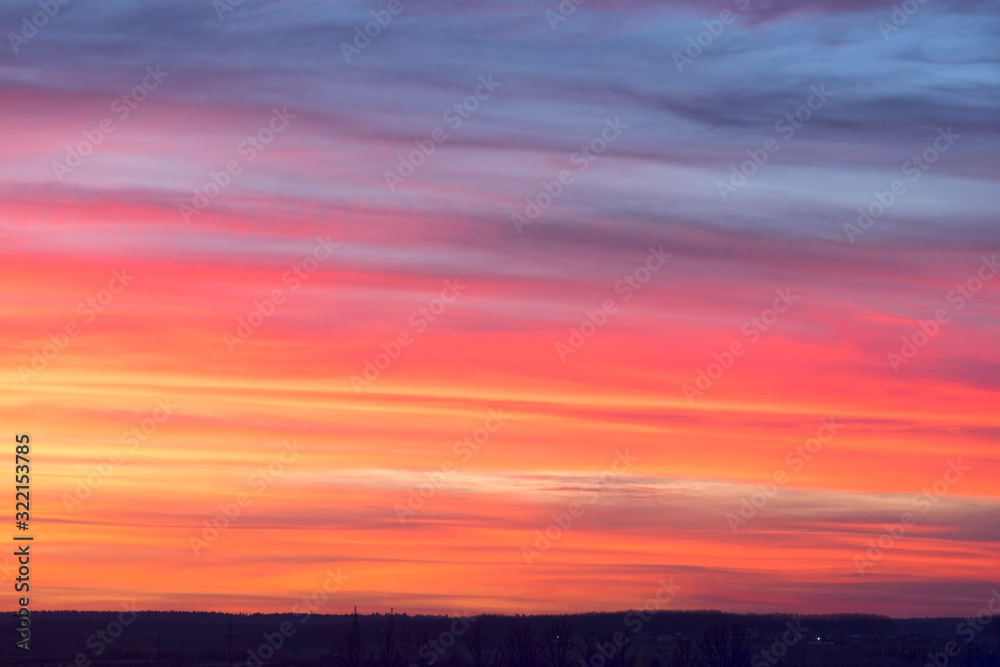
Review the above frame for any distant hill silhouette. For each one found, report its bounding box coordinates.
[3,608,997,666]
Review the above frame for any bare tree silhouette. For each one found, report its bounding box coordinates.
[604,632,637,667]
[376,609,401,667]
[466,618,496,667]
[399,626,420,667]
[668,635,696,667]
[578,634,602,667]
[335,606,369,667]
[499,619,541,667]
[579,631,636,667]
[541,619,577,667]
[695,625,751,667]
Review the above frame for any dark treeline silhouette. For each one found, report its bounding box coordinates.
[3,608,998,667]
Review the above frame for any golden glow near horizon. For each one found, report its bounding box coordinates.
[2,2,999,617]
[3,230,998,616]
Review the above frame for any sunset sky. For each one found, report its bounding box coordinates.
[1,0,999,617]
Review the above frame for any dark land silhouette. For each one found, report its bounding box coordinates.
[3,607,998,667]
